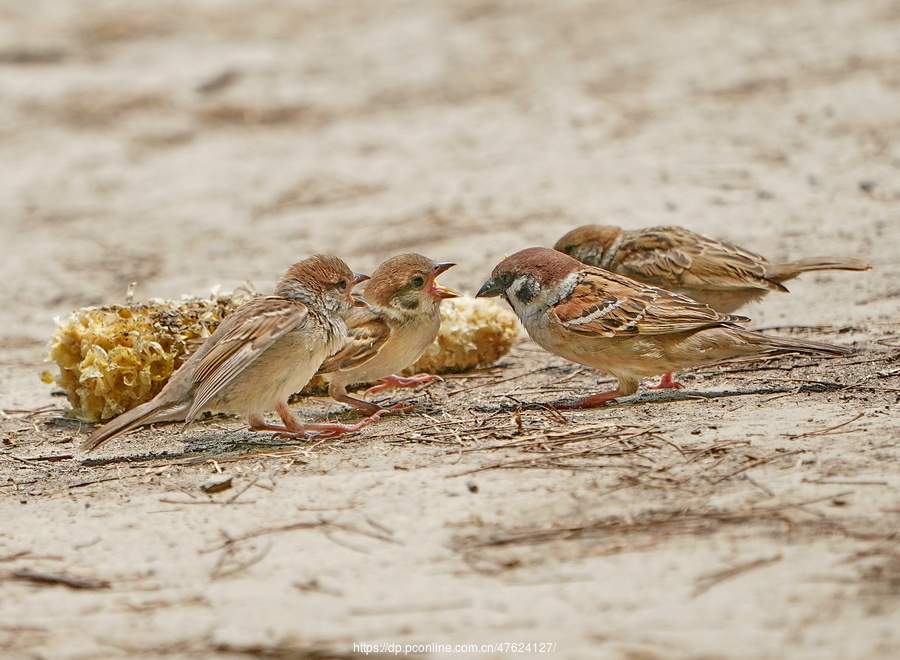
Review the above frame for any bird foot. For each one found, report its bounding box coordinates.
[365,373,442,396]
[298,410,389,439]
[379,401,418,414]
[335,397,417,417]
[555,390,623,409]
[646,373,683,390]
[252,410,388,441]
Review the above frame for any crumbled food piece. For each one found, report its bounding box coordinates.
[47,286,256,422]
[405,296,520,375]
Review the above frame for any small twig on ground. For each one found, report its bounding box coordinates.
[802,478,889,486]
[9,569,110,590]
[711,450,807,484]
[0,551,30,562]
[1,405,62,417]
[447,371,532,396]
[693,555,783,597]
[787,413,865,439]
[23,454,73,462]
[68,475,125,489]
[326,521,398,545]
[210,542,272,580]
[1,454,56,470]
[293,578,344,597]
[744,473,775,497]
[685,439,752,462]
[225,476,259,504]
[0,479,37,489]
[201,520,327,553]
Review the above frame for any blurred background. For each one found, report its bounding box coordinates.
[1,0,896,341]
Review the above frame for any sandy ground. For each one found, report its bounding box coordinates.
[1,1,899,658]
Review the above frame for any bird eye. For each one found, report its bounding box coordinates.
[411,275,425,288]
[337,279,348,291]
[562,245,574,254]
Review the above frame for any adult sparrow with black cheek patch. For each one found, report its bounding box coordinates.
[477,247,850,408]
[82,255,375,452]
[318,253,460,416]
[554,225,871,314]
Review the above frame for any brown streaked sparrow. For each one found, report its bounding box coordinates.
[476,248,850,408]
[554,225,871,314]
[82,255,375,452]
[317,253,460,416]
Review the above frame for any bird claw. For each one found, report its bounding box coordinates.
[381,401,417,414]
[299,409,390,439]
[646,373,683,390]
[254,409,388,441]
[364,373,442,396]
[555,390,622,409]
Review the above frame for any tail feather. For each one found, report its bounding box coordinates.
[766,257,872,282]
[81,400,185,452]
[731,328,851,357]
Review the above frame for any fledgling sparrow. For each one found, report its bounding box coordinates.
[554,225,871,314]
[476,247,850,408]
[82,255,375,452]
[317,253,460,415]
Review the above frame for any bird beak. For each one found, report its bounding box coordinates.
[430,262,461,300]
[433,262,455,276]
[475,277,504,298]
[349,272,370,306]
[432,283,461,299]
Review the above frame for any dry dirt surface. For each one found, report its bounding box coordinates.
[1,1,899,659]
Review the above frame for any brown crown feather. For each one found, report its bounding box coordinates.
[554,225,622,256]
[276,254,355,296]
[364,253,438,305]
[493,247,583,289]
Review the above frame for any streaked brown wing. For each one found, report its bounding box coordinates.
[317,313,390,374]
[617,226,781,292]
[186,297,310,420]
[551,268,746,337]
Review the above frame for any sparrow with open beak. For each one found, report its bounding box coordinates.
[82,255,374,451]
[317,253,460,415]
[477,247,850,408]
[554,225,871,314]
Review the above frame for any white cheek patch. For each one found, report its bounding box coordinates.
[508,272,579,318]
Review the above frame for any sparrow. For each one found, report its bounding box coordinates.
[82,255,375,451]
[316,253,460,416]
[476,247,850,408]
[554,225,871,314]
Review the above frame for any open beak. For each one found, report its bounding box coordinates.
[349,272,370,307]
[475,276,505,298]
[429,262,461,300]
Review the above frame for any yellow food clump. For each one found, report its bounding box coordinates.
[47,292,520,421]
[47,287,256,422]
[405,296,520,375]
